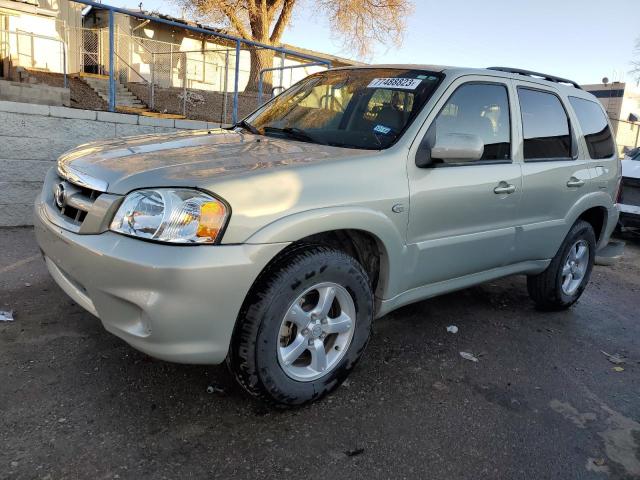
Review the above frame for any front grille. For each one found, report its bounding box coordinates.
[621,177,640,207]
[53,176,101,226]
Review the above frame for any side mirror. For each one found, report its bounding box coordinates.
[431,133,484,164]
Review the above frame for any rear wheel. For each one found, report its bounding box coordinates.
[228,246,374,406]
[527,220,596,310]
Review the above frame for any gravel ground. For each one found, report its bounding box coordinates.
[127,83,262,123]
[19,70,108,111]
[1,227,639,480]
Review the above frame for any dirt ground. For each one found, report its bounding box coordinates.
[127,83,262,123]
[20,70,108,111]
[1,228,639,480]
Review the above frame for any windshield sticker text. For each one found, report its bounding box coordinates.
[367,78,422,90]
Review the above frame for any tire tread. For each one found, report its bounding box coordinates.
[527,220,596,311]
[228,244,372,407]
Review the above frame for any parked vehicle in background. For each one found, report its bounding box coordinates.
[618,148,640,231]
[34,65,621,406]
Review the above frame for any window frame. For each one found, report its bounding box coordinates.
[567,95,616,160]
[421,80,514,168]
[517,86,577,163]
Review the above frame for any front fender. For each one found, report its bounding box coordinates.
[245,206,408,301]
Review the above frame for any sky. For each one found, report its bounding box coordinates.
[118,0,639,85]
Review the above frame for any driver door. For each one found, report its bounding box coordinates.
[405,78,523,291]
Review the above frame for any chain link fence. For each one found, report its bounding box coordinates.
[65,23,328,122]
[0,28,66,81]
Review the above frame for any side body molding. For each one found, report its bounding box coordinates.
[245,206,408,303]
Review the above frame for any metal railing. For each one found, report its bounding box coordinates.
[69,0,332,123]
[0,28,67,87]
[257,62,327,104]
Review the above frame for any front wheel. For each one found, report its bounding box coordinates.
[527,220,596,310]
[228,246,374,406]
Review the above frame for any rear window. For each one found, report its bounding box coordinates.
[518,88,572,160]
[569,97,616,159]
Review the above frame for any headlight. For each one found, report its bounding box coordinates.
[110,189,228,244]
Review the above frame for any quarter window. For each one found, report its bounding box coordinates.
[518,88,572,160]
[432,83,511,161]
[569,96,615,159]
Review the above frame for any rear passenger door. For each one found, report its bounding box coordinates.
[567,96,618,201]
[512,83,593,262]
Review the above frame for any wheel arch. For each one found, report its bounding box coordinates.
[565,192,614,249]
[577,206,607,245]
[244,206,407,305]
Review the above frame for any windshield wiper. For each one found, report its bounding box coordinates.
[263,126,326,145]
[233,119,261,135]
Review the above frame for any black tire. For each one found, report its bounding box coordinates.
[527,220,596,310]
[228,245,374,406]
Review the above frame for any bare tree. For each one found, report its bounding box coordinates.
[175,0,413,92]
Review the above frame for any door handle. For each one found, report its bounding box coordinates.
[566,177,585,188]
[494,182,516,195]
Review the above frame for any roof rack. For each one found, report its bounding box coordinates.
[487,67,582,89]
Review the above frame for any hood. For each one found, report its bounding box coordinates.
[58,129,368,194]
[622,158,640,179]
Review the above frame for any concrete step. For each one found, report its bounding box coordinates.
[89,86,136,94]
[95,90,138,98]
[82,76,146,109]
[96,93,144,104]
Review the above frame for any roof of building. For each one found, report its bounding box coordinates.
[108,7,361,67]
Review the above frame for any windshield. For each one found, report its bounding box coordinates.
[244,68,442,150]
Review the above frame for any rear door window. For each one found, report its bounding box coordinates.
[518,88,572,160]
[569,96,616,159]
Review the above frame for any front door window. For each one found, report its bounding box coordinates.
[431,83,511,162]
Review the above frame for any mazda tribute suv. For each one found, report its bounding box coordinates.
[34,65,621,405]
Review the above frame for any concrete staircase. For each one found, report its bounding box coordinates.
[82,75,146,108]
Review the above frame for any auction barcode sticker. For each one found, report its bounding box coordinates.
[367,78,422,90]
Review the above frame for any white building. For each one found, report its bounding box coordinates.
[0,0,82,77]
[582,81,640,156]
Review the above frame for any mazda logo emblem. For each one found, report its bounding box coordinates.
[54,183,66,209]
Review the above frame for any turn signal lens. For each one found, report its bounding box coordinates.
[197,201,227,238]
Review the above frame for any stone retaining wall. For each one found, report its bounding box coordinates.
[0,101,221,226]
[0,79,71,107]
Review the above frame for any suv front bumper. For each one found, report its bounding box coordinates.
[34,195,288,364]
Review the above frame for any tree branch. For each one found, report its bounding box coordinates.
[269,0,296,44]
[216,0,252,39]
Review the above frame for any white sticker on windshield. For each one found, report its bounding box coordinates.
[367,78,422,90]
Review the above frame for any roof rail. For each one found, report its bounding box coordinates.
[487,67,582,89]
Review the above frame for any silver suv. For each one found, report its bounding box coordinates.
[34,65,621,405]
